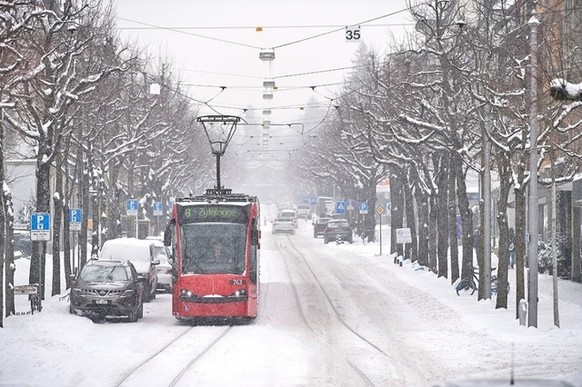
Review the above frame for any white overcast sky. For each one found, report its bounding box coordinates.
[112,0,415,122]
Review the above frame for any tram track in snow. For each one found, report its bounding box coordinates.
[276,236,377,387]
[281,233,432,385]
[115,324,233,387]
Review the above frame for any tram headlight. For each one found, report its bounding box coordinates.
[230,289,246,297]
[180,289,193,298]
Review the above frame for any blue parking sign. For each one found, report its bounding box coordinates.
[69,209,82,223]
[359,201,368,214]
[153,201,163,216]
[69,209,82,231]
[127,199,139,216]
[31,213,51,241]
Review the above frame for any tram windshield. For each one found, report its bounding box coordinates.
[180,222,246,275]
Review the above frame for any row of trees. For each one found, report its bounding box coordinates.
[0,0,214,325]
[295,0,582,317]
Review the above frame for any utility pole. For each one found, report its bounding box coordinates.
[527,13,540,328]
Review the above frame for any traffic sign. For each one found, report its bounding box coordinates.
[386,202,392,211]
[127,199,138,216]
[153,202,163,216]
[396,228,412,244]
[69,209,82,231]
[346,199,355,211]
[335,201,346,214]
[376,206,385,215]
[345,25,361,42]
[359,201,368,214]
[30,213,51,241]
[310,196,317,205]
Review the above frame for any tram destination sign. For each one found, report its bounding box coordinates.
[177,204,249,224]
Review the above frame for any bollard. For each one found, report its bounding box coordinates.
[518,299,527,326]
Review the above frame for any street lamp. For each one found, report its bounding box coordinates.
[197,115,241,192]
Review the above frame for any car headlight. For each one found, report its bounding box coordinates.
[123,289,135,296]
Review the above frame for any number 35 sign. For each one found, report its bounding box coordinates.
[345,25,361,42]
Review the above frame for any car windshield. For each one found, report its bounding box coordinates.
[181,223,246,275]
[80,264,130,282]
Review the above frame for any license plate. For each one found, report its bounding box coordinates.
[96,299,108,305]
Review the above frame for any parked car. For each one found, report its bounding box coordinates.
[296,204,311,219]
[313,217,332,238]
[155,255,173,293]
[272,217,295,235]
[148,237,172,263]
[99,238,159,302]
[69,259,144,323]
[323,219,353,244]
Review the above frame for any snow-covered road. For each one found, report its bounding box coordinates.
[1,205,581,386]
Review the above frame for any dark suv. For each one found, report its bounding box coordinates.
[69,259,144,322]
[313,217,332,238]
[323,219,353,244]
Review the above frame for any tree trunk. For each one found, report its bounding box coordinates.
[403,173,417,262]
[30,161,51,299]
[454,156,474,281]
[51,153,63,296]
[428,194,438,273]
[390,171,404,256]
[416,192,429,267]
[448,155,459,283]
[80,157,90,269]
[436,156,449,278]
[572,206,581,283]
[495,156,512,309]
[515,185,528,316]
[364,179,377,243]
[63,200,72,287]
[4,191,16,317]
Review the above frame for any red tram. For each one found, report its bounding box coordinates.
[164,189,260,321]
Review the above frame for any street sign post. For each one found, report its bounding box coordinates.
[376,206,385,255]
[396,228,412,259]
[153,201,163,235]
[127,199,139,237]
[30,213,51,241]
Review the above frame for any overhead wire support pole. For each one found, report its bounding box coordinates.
[527,13,540,328]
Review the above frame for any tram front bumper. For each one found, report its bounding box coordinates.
[179,290,248,303]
